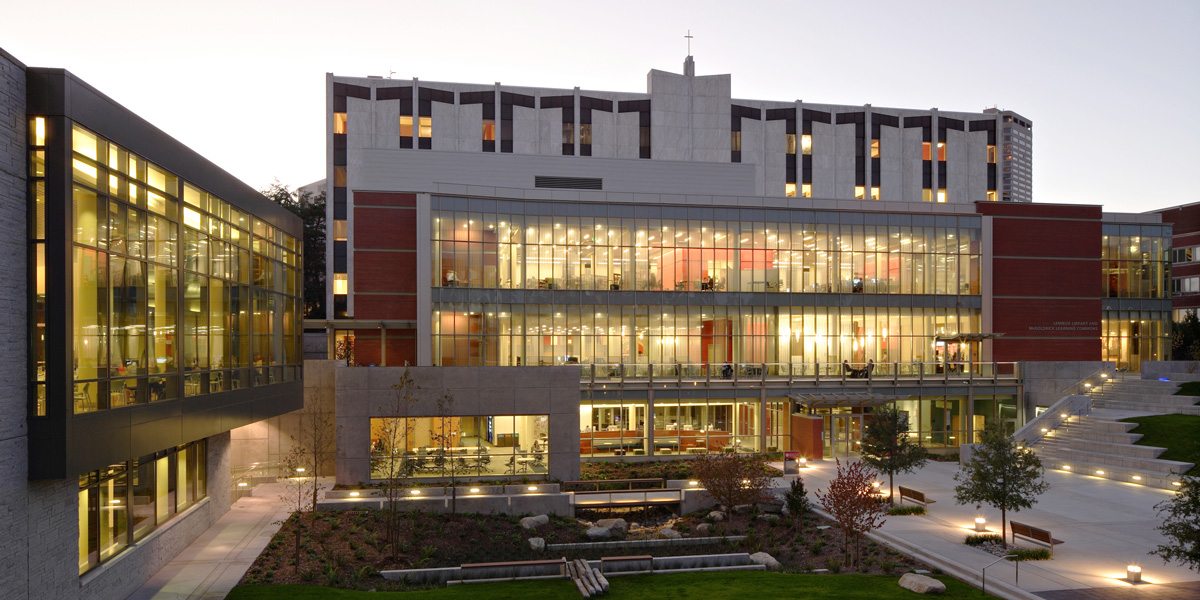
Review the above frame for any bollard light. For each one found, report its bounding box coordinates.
[1126,565,1141,583]
[974,517,987,532]
[799,458,808,467]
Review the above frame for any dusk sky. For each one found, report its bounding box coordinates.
[5,0,1197,214]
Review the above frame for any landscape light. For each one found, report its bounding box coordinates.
[974,517,987,532]
[1126,565,1141,583]
[528,486,538,492]
[1173,481,1183,487]
[237,482,248,488]
[1132,475,1141,481]
[1096,470,1105,476]
[295,467,305,472]
[349,491,360,497]
[1062,465,1071,471]
[688,481,699,486]
[410,490,420,495]
[469,488,480,493]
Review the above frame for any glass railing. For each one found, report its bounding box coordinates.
[580,361,1020,384]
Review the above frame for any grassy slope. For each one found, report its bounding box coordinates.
[1175,381,1200,397]
[1121,414,1200,476]
[226,572,994,600]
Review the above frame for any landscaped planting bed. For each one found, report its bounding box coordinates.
[237,505,926,591]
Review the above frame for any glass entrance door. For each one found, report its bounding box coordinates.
[828,414,863,458]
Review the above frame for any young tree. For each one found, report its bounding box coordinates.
[954,420,1049,541]
[377,368,420,560]
[429,391,460,513]
[295,399,336,513]
[1151,476,1200,571]
[860,403,928,504]
[691,454,773,510]
[279,443,312,570]
[783,476,811,518]
[1172,311,1200,361]
[816,459,889,567]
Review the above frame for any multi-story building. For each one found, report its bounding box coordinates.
[1155,202,1200,322]
[986,108,1033,203]
[315,57,1170,477]
[1,47,304,599]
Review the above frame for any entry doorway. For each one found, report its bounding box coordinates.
[827,414,863,458]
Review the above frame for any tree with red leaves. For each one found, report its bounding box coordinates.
[816,459,889,567]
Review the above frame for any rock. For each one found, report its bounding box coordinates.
[898,573,946,594]
[521,515,549,529]
[756,514,780,523]
[528,537,545,551]
[733,504,754,514]
[586,526,611,540]
[781,505,791,516]
[758,502,783,514]
[629,522,641,531]
[707,510,726,522]
[596,518,628,534]
[658,528,682,539]
[749,552,781,570]
[696,523,711,535]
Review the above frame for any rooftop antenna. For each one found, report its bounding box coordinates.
[388,68,396,79]
[685,30,693,56]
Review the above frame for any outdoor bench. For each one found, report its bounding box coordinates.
[897,486,936,510]
[458,557,569,579]
[1009,521,1064,556]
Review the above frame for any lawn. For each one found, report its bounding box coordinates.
[226,571,995,600]
[1174,381,1200,397]
[1121,414,1200,476]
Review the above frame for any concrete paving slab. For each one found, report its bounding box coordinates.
[125,480,328,600]
[776,458,1199,597]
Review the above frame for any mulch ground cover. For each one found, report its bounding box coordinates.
[238,504,927,591]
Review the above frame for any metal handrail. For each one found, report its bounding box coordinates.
[981,554,1018,596]
[579,361,1021,384]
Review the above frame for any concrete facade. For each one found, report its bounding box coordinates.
[332,365,581,484]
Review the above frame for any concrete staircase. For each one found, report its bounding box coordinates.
[1088,377,1200,415]
[1031,413,1193,490]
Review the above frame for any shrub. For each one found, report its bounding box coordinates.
[784,478,811,516]
[888,505,926,516]
[964,533,1003,546]
[1010,547,1052,561]
[880,558,896,574]
[825,557,843,573]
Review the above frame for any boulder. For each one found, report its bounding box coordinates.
[707,510,726,522]
[586,526,611,540]
[756,514,780,523]
[758,501,783,514]
[696,523,711,535]
[898,573,946,594]
[749,552,781,570]
[528,537,545,551]
[520,515,549,529]
[658,528,682,539]
[733,504,754,514]
[596,518,628,534]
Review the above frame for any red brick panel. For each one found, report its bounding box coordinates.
[354,294,417,321]
[354,191,417,207]
[992,258,1101,298]
[385,336,417,366]
[992,218,1101,259]
[353,251,417,293]
[991,298,1101,339]
[977,202,1102,220]
[352,334,380,366]
[993,338,1100,363]
[354,207,417,250]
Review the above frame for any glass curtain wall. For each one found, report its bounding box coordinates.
[66,124,302,413]
[78,439,206,574]
[1101,224,1171,371]
[433,303,979,369]
[369,415,548,478]
[431,199,981,296]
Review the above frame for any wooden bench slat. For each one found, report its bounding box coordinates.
[601,554,652,562]
[462,558,566,569]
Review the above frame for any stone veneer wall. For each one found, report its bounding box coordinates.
[0,45,32,600]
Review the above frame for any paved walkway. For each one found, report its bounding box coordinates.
[784,458,1198,599]
[125,482,296,600]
